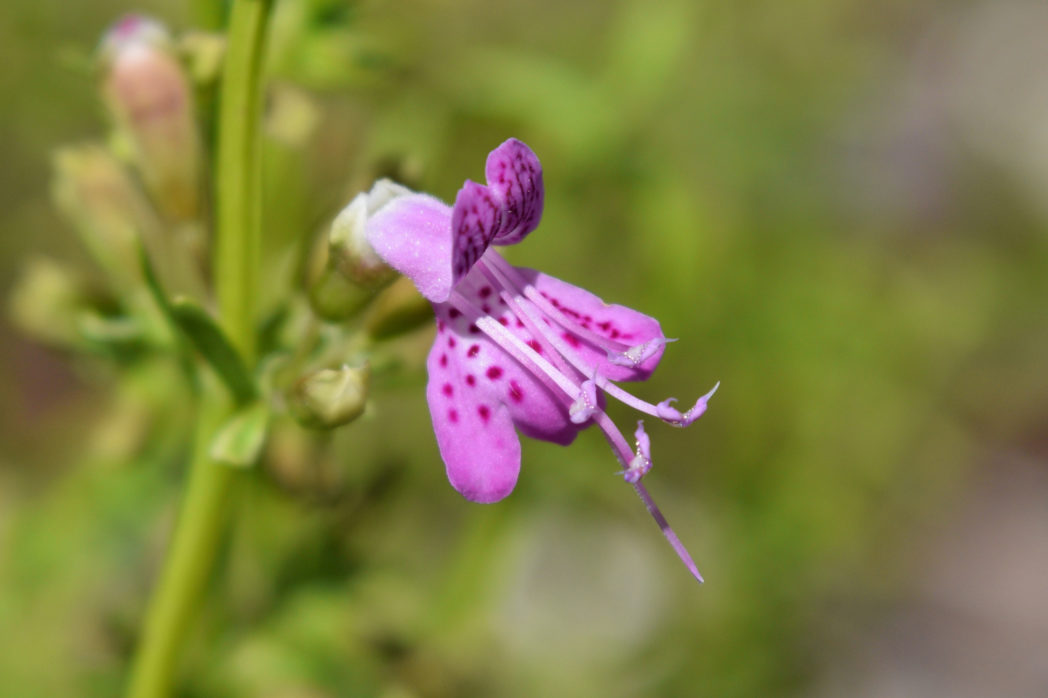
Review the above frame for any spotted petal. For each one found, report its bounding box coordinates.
[518,268,667,382]
[448,139,546,288]
[450,180,501,289]
[426,346,522,503]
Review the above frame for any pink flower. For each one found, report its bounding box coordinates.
[357,139,717,581]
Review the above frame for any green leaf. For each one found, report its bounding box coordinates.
[169,297,257,405]
[209,401,270,468]
[138,241,176,322]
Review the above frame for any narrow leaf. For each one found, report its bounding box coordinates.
[170,297,257,404]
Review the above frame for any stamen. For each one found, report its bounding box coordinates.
[448,290,581,401]
[622,420,652,483]
[472,262,578,381]
[590,410,703,583]
[656,382,720,427]
[485,253,632,352]
[568,372,599,424]
[607,337,678,367]
[500,283,714,427]
[452,264,705,583]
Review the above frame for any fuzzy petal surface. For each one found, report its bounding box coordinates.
[365,193,454,302]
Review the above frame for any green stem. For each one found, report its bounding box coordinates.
[190,0,225,32]
[127,2,272,696]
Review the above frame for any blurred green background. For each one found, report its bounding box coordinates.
[2,0,1047,696]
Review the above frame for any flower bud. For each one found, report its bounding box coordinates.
[51,145,151,293]
[288,363,369,430]
[100,14,201,221]
[8,258,90,347]
[308,180,412,320]
[328,179,412,287]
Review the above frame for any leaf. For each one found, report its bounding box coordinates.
[209,401,270,468]
[169,297,257,405]
[138,241,176,321]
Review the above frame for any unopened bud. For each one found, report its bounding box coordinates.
[289,364,369,430]
[8,258,91,346]
[309,180,412,320]
[308,266,376,321]
[101,14,201,221]
[51,145,151,293]
[329,179,412,287]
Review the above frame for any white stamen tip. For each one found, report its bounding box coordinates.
[608,337,677,367]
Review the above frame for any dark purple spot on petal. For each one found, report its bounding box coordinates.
[439,353,448,367]
[481,303,491,313]
[508,380,524,402]
[442,383,453,397]
[563,333,581,348]
[448,409,459,423]
[466,374,476,386]
[610,329,620,339]
[479,286,492,298]
[526,339,543,354]
[515,319,525,328]
[486,366,503,380]
[448,337,456,348]
[478,405,491,422]
[448,308,462,319]
[467,344,480,358]
[498,316,509,326]
[468,323,480,334]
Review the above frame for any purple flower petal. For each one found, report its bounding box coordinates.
[446,140,546,285]
[365,193,455,302]
[484,138,544,245]
[516,268,668,382]
[432,274,581,449]
[426,347,522,502]
[451,180,502,289]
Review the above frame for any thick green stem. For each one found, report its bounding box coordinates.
[127,2,272,696]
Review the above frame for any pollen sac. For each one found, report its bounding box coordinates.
[288,364,370,430]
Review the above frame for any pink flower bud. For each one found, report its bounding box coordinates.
[101,15,201,221]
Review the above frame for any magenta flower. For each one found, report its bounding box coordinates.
[358,139,717,581]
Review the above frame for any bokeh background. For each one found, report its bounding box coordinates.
[2,0,1047,696]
